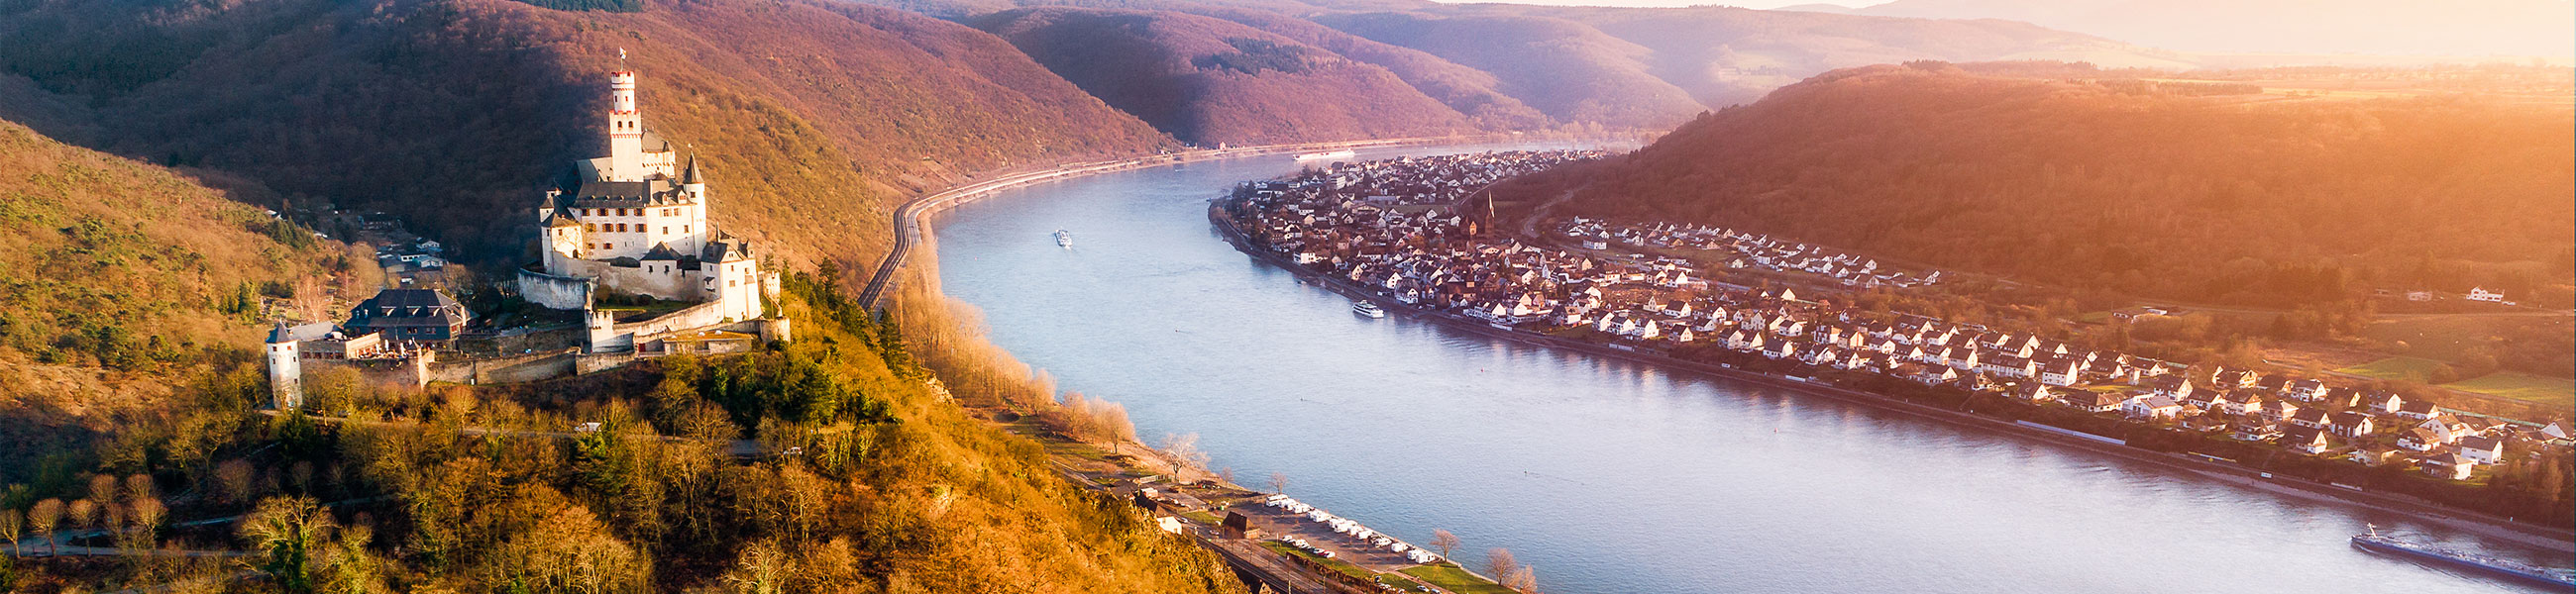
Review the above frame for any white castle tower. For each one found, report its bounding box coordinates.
[265,324,303,409]
[605,71,647,181]
[518,67,773,335]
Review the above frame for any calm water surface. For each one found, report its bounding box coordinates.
[931,143,2567,594]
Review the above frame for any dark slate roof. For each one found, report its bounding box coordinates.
[268,322,335,344]
[572,178,691,207]
[350,289,467,328]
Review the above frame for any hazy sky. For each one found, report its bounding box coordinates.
[1428,0,1875,8]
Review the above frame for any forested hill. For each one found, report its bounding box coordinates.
[0,0,1173,266]
[0,117,369,436]
[1546,62,2576,308]
[970,7,1478,145]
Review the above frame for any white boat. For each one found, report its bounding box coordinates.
[1053,229,1073,248]
[1293,149,1356,161]
[1351,300,1387,318]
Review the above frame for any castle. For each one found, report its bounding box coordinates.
[517,68,783,353]
[262,68,788,411]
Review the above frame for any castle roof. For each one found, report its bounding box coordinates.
[642,243,685,261]
[702,233,753,262]
[571,177,693,207]
[683,155,704,184]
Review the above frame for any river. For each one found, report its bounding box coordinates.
[929,142,2567,594]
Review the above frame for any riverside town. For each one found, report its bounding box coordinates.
[1218,150,2572,517]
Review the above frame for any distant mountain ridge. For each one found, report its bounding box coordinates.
[851,0,2194,134]
[969,6,1478,144]
[1854,0,2576,57]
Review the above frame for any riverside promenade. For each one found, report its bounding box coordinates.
[1206,199,2576,556]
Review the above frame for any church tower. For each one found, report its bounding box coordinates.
[605,70,645,180]
[265,325,303,410]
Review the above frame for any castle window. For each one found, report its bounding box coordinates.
[683,225,690,233]
[585,224,595,233]
[603,243,614,249]
[661,227,669,235]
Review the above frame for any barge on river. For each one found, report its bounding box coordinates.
[2351,526,2576,588]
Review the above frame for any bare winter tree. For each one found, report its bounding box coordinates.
[1484,547,1519,583]
[27,499,61,555]
[66,499,97,534]
[1506,565,1539,592]
[1156,433,1211,481]
[0,508,20,555]
[1267,472,1290,494]
[1432,529,1460,559]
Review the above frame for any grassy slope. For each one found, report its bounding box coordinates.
[0,0,1174,266]
[2442,372,2575,408]
[970,6,1476,145]
[0,117,366,450]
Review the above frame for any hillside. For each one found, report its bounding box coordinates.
[1,272,1248,593]
[1544,62,2576,308]
[0,117,369,452]
[1313,11,1709,129]
[969,7,1476,145]
[0,0,1173,266]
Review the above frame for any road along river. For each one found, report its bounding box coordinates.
[929,142,2573,594]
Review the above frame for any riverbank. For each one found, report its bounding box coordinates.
[875,139,1643,594]
[859,132,1650,310]
[1206,199,2576,556]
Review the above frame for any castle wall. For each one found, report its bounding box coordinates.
[578,351,637,375]
[599,262,697,301]
[517,268,593,310]
[613,299,732,341]
[422,350,577,385]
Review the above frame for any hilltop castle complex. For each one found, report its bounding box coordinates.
[518,68,785,353]
[266,69,788,410]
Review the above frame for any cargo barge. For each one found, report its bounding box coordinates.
[2352,526,2576,589]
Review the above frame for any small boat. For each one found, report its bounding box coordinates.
[2351,525,2576,588]
[1293,149,1356,161]
[1351,300,1387,319]
[1053,229,1073,248]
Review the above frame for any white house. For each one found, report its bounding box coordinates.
[2456,436,2506,465]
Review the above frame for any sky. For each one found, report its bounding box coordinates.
[1427,0,1872,8]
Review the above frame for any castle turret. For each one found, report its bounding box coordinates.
[605,71,645,180]
[265,324,303,410]
[684,155,709,251]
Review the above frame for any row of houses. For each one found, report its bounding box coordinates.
[1293,150,1610,208]
[1557,218,1942,289]
[1229,151,2568,484]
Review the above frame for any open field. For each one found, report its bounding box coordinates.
[1401,563,1516,594]
[2442,372,2576,408]
[2336,356,2447,382]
